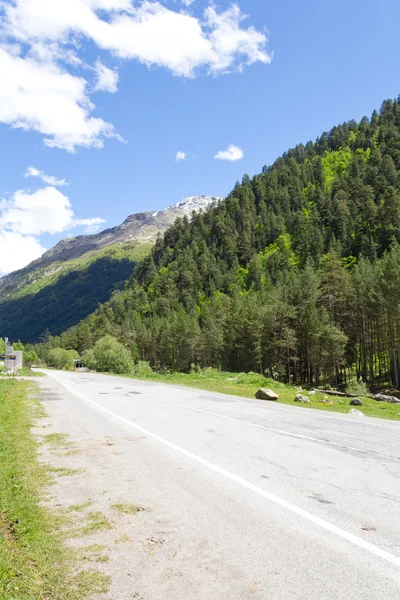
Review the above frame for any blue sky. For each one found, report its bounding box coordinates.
[0,0,400,273]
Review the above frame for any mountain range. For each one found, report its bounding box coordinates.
[0,195,221,340]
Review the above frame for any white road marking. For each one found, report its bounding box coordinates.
[46,371,400,569]
[159,399,400,462]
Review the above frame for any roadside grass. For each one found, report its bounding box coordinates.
[119,368,400,421]
[114,534,132,544]
[78,544,110,563]
[79,512,113,536]
[0,368,44,378]
[111,503,144,515]
[48,466,83,477]
[65,502,93,513]
[43,432,72,448]
[0,380,110,599]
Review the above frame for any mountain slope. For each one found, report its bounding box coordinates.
[0,196,220,341]
[0,196,220,300]
[52,97,400,387]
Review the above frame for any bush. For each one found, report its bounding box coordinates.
[132,360,154,377]
[84,336,134,375]
[236,372,269,386]
[190,367,222,379]
[47,348,79,370]
[24,349,39,368]
[82,349,96,370]
[346,380,370,397]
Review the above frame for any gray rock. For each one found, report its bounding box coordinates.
[374,394,400,404]
[255,388,279,401]
[348,409,364,416]
[294,394,310,403]
[349,398,363,406]
[309,390,316,395]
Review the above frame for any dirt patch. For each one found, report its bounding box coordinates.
[0,511,17,544]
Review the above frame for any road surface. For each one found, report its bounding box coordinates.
[37,370,400,599]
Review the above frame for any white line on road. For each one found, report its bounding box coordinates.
[46,372,400,569]
[159,399,400,462]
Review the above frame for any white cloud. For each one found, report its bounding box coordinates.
[175,151,186,161]
[214,144,244,161]
[182,0,195,6]
[0,1,270,150]
[1,187,76,235]
[93,60,119,93]
[0,185,106,273]
[0,47,121,152]
[25,166,68,187]
[0,230,46,274]
[73,217,105,234]
[2,1,270,76]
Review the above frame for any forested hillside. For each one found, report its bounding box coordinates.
[37,98,400,387]
[0,243,150,341]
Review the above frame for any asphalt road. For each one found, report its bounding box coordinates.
[39,369,400,599]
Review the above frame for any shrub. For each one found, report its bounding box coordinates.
[82,349,96,371]
[346,380,370,397]
[236,372,268,386]
[85,336,134,375]
[47,348,79,370]
[190,367,222,379]
[23,349,39,368]
[132,360,154,377]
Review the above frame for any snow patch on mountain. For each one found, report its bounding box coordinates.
[167,195,222,214]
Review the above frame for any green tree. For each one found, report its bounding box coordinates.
[84,335,134,374]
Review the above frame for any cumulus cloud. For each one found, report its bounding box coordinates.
[175,151,186,161]
[25,166,68,187]
[0,185,106,273]
[0,1,270,150]
[0,230,46,274]
[93,60,119,93]
[214,144,244,161]
[0,47,121,152]
[73,217,106,234]
[3,1,271,76]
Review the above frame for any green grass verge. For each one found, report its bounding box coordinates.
[0,380,109,599]
[120,368,400,421]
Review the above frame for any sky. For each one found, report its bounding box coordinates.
[0,0,400,274]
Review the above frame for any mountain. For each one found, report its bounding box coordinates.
[0,195,221,299]
[43,97,400,388]
[0,195,221,341]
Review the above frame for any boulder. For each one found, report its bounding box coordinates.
[348,409,364,416]
[374,394,400,404]
[349,398,363,406]
[294,394,310,403]
[255,388,279,401]
[309,390,316,395]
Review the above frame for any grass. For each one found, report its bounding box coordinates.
[114,534,132,545]
[72,569,111,595]
[43,432,71,448]
[79,512,113,536]
[111,503,143,515]
[121,368,400,421]
[0,367,44,378]
[0,380,110,599]
[65,502,93,513]
[48,466,83,477]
